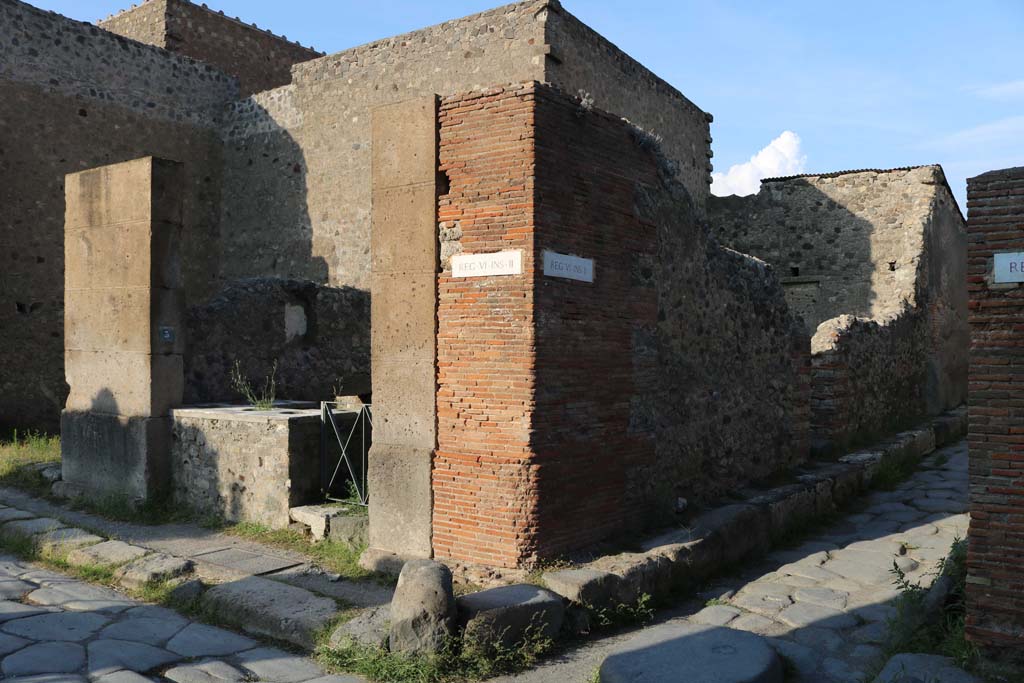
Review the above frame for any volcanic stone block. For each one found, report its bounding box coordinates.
[62,157,185,503]
[367,96,439,561]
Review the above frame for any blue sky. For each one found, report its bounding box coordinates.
[32,0,1024,211]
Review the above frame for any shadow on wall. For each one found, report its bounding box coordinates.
[61,388,172,502]
[184,278,370,404]
[188,97,372,405]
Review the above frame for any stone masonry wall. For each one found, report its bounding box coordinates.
[183,278,370,405]
[170,407,321,528]
[965,166,1024,653]
[434,83,808,567]
[217,0,712,292]
[708,167,968,450]
[543,4,713,209]
[100,0,321,97]
[0,0,237,432]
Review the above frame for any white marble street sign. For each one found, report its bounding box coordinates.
[542,250,594,283]
[452,250,523,278]
[994,252,1024,284]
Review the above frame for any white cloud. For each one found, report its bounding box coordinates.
[974,80,1024,100]
[711,131,807,197]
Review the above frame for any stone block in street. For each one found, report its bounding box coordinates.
[329,605,390,650]
[202,576,339,649]
[388,560,456,654]
[457,584,564,649]
[66,541,148,569]
[543,568,621,608]
[599,623,783,683]
[116,553,194,590]
[35,528,104,555]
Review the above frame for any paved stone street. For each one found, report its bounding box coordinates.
[497,439,969,683]
[0,557,361,682]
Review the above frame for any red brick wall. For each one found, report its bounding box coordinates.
[434,82,809,568]
[966,166,1024,653]
[530,86,660,554]
[434,84,540,568]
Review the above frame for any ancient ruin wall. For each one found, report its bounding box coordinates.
[543,3,713,208]
[0,0,238,432]
[708,167,968,449]
[433,83,808,567]
[965,166,1024,653]
[218,0,712,291]
[100,0,321,96]
[183,279,370,404]
[94,0,167,48]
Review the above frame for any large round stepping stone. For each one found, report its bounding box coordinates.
[599,623,782,683]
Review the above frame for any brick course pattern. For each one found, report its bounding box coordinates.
[965,166,1024,654]
[434,83,808,567]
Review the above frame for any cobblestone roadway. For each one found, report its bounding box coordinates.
[498,439,969,683]
[0,558,362,682]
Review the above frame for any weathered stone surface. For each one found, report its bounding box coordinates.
[1,611,108,641]
[590,552,673,605]
[234,646,327,682]
[0,602,51,623]
[691,604,742,626]
[290,505,344,542]
[457,584,564,649]
[0,631,30,656]
[26,582,135,613]
[201,576,338,648]
[543,568,621,608]
[166,623,256,657]
[0,580,37,601]
[164,659,248,683]
[66,540,149,568]
[329,605,390,650]
[1,641,86,676]
[116,553,194,590]
[35,528,104,555]
[388,560,456,654]
[0,509,35,524]
[872,653,979,683]
[86,638,180,676]
[171,406,323,529]
[98,616,187,646]
[328,514,369,548]
[599,623,783,683]
[777,601,859,630]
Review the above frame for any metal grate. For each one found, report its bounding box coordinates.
[320,401,371,506]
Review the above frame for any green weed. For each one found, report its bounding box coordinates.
[224,521,370,581]
[231,359,277,410]
[317,621,555,683]
[0,430,61,496]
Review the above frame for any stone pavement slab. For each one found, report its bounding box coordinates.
[0,552,362,681]
[488,439,971,683]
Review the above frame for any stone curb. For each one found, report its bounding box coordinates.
[544,407,966,611]
[0,504,351,654]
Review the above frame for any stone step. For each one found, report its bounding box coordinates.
[201,575,341,649]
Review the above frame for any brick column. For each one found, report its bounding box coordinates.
[61,157,185,501]
[965,166,1024,654]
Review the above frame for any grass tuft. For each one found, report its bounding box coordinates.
[224,521,370,581]
[0,430,61,496]
[317,621,555,683]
